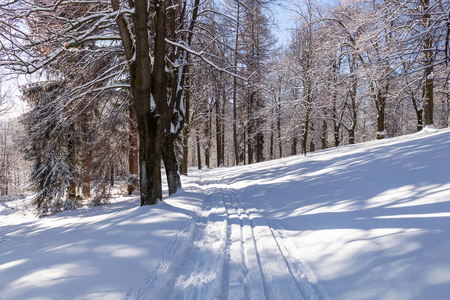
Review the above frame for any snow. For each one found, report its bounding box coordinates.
[1,128,450,299]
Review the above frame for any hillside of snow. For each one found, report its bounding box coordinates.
[1,127,450,300]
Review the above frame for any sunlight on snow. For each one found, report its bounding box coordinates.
[93,244,147,258]
[8,263,97,289]
[298,228,424,280]
[0,259,27,272]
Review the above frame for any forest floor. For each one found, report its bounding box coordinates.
[1,127,450,300]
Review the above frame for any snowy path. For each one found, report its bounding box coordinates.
[126,181,324,300]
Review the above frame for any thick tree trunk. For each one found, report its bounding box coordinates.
[137,114,162,205]
[162,135,181,195]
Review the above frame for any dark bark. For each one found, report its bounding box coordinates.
[67,124,76,200]
[232,6,240,166]
[292,136,297,155]
[162,135,181,195]
[110,164,114,186]
[373,78,389,139]
[181,77,190,175]
[247,93,254,164]
[256,131,264,162]
[215,96,223,167]
[137,115,162,205]
[422,0,434,127]
[334,125,340,147]
[128,105,139,195]
[277,104,282,158]
[113,0,163,205]
[348,128,355,145]
[321,119,327,150]
[269,122,274,159]
[80,116,91,198]
[205,112,211,167]
[412,98,424,132]
[196,130,202,170]
[376,91,387,139]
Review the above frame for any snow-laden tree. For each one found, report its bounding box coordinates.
[0,0,204,208]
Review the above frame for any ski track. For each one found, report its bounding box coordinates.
[125,177,326,300]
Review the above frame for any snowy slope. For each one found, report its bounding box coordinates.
[1,128,450,300]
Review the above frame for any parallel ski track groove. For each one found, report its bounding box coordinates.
[231,190,271,300]
[238,189,329,300]
[125,174,327,300]
[233,189,307,299]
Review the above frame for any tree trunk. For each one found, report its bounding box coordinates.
[162,135,181,195]
[215,97,222,167]
[196,130,202,170]
[232,3,240,165]
[110,164,114,186]
[256,131,264,162]
[277,104,282,158]
[376,95,386,139]
[247,91,255,164]
[82,152,91,197]
[422,0,434,127]
[292,136,297,155]
[205,112,211,168]
[334,123,340,147]
[321,119,327,150]
[269,122,274,159]
[181,77,190,175]
[301,123,308,155]
[348,127,355,145]
[113,0,163,205]
[67,124,77,200]
[137,114,162,205]
[128,105,139,195]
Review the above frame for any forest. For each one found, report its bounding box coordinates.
[0,0,449,215]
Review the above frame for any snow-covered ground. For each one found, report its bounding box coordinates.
[1,127,450,300]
